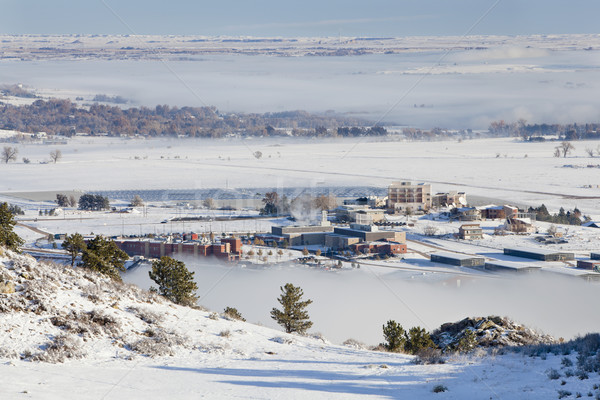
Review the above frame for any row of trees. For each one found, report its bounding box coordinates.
[528,204,586,226]
[382,320,475,355]
[489,119,600,141]
[78,194,110,211]
[0,99,367,138]
[1,146,62,164]
[260,192,337,216]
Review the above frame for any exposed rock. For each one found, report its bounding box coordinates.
[432,316,556,352]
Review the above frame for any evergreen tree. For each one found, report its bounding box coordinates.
[453,329,477,353]
[0,202,24,252]
[149,256,198,306]
[405,326,436,354]
[382,320,406,352]
[78,194,110,211]
[81,235,128,281]
[56,194,69,207]
[62,233,87,267]
[270,283,313,334]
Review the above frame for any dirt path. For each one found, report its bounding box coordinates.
[16,222,51,236]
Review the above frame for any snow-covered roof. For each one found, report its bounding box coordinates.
[504,247,568,256]
[485,260,542,270]
[431,252,484,261]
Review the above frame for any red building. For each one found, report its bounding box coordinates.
[351,241,407,255]
[114,237,241,261]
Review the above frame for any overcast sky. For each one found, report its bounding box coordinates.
[1,0,598,37]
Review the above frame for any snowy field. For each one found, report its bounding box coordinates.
[2,136,600,216]
[2,135,600,345]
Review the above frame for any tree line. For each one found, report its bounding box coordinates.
[489,119,600,141]
[0,99,371,138]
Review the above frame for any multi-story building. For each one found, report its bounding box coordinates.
[432,191,466,208]
[458,224,483,240]
[387,181,431,213]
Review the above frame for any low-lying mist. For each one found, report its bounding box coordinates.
[124,258,600,345]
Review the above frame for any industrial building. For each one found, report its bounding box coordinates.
[542,266,600,282]
[269,220,406,254]
[430,252,485,267]
[503,247,574,261]
[483,260,541,274]
[115,237,242,261]
[351,241,407,256]
[577,259,600,271]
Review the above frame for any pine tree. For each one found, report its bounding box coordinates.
[382,320,406,352]
[270,283,313,334]
[62,233,87,267]
[0,202,24,252]
[81,235,128,281]
[405,326,436,354]
[149,256,198,306]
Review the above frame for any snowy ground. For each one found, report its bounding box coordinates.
[2,136,600,216]
[1,249,599,400]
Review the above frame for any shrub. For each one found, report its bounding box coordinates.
[208,312,219,320]
[219,330,231,338]
[128,306,163,324]
[558,390,572,399]
[342,339,367,350]
[223,307,245,321]
[414,347,445,365]
[32,334,86,363]
[547,368,561,380]
[432,384,448,393]
[562,357,574,367]
[577,370,589,380]
[0,281,15,294]
[130,328,188,357]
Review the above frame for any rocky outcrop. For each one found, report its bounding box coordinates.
[432,316,557,352]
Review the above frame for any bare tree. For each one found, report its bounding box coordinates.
[423,224,438,236]
[68,195,77,207]
[553,147,561,158]
[314,194,337,211]
[558,141,575,158]
[1,146,18,163]
[203,197,215,209]
[585,147,595,157]
[130,195,144,207]
[49,149,62,163]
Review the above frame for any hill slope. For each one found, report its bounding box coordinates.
[1,248,599,399]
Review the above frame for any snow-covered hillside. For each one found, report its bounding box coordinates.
[1,247,599,399]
